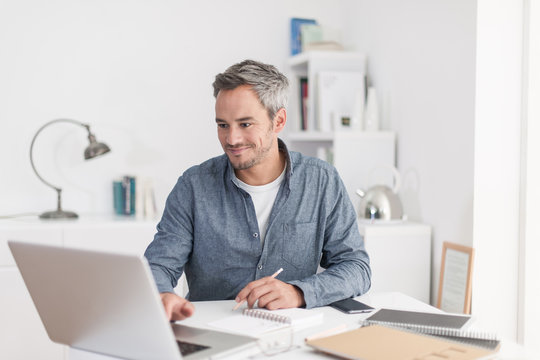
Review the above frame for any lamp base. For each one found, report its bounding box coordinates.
[39,210,79,220]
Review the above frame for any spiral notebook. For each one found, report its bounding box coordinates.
[362,308,499,350]
[209,308,324,337]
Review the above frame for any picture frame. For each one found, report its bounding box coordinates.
[437,242,474,314]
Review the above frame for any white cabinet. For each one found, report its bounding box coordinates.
[359,221,432,304]
[0,216,159,360]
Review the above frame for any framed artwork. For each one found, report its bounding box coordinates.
[437,242,474,314]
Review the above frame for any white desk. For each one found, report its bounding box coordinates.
[69,292,536,360]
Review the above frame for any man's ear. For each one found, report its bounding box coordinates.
[273,108,287,133]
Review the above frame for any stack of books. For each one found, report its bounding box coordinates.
[113,176,156,219]
[290,17,344,56]
[290,18,317,56]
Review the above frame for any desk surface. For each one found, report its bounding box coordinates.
[69,292,535,360]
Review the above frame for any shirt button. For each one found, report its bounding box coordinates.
[253,233,258,238]
[258,264,263,270]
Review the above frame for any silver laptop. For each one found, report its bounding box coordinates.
[8,241,254,360]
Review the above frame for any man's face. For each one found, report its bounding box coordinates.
[215,85,277,171]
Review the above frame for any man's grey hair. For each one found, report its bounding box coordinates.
[212,59,289,120]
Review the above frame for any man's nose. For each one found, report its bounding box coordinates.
[226,126,242,145]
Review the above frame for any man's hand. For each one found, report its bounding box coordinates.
[235,277,306,310]
[160,292,195,321]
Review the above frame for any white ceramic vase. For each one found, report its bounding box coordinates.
[364,86,379,131]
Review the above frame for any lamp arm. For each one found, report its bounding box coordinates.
[29,118,91,192]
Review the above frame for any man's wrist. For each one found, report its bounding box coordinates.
[293,285,306,307]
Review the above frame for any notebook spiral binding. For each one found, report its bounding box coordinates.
[361,321,500,350]
[242,309,292,324]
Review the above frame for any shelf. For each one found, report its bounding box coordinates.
[288,50,367,68]
[286,130,395,142]
[287,131,334,141]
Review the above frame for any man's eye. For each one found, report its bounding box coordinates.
[240,123,251,128]
[217,124,228,129]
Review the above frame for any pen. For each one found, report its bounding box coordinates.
[232,267,283,311]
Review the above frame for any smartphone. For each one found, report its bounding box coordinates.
[329,298,374,314]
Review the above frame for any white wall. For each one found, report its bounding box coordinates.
[473,0,524,342]
[0,0,477,306]
[522,0,540,349]
[341,0,477,304]
[0,0,346,217]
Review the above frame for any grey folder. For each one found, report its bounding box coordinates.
[9,241,254,360]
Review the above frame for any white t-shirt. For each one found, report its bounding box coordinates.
[232,168,286,245]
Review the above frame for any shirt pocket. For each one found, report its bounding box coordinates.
[281,222,320,271]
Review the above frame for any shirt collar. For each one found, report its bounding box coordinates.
[278,138,293,188]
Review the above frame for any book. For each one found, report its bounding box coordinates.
[306,324,500,360]
[142,177,157,219]
[135,176,144,219]
[362,308,500,350]
[300,23,323,51]
[113,176,149,217]
[208,308,324,337]
[113,180,124,215]
[121,176,136,215]
[303,41,345,52]
[299,77,308,130]
[290,18,317,55]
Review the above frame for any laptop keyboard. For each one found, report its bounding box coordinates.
[176,340,210,356]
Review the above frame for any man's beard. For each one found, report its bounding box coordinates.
[227,138,274,170]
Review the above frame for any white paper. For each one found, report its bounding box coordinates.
[441,248,470,313]
[208,308,323,336]
[208,314,288,336]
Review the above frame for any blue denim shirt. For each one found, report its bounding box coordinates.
[144,140,371,308]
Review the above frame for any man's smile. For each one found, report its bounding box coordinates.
[226,145,252,156]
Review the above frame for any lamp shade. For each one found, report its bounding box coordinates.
[85,133,111,160]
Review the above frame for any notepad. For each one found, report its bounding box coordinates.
[363,308,499,350]
[364,308,471,329]
[208,308,324,337]
[306,324,500,360]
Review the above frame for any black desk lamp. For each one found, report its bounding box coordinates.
[29,119,111,220]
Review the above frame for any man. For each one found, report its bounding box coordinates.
[144,60,371,321]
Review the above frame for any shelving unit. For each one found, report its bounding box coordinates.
[284,51,396,210]
[287,50,367,132]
